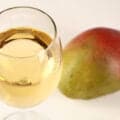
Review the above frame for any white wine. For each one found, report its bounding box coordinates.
[0,28,61,108]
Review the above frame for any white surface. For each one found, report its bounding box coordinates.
[0,0,120,119]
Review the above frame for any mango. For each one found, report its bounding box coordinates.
[59,27,120,99]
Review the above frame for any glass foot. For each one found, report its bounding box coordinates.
[4,111,50,120]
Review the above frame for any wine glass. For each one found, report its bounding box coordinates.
[0,6,62,120]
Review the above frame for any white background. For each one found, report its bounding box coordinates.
[0,0,120,120]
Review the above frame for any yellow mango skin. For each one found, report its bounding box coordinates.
[59,39,120,99]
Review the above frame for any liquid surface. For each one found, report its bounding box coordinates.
[0,28,61,108]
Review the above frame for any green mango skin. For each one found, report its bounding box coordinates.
[59,27,120,99]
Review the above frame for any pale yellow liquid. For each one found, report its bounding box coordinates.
[0,28,61,108]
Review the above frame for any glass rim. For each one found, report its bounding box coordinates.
[0,6,58,59]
